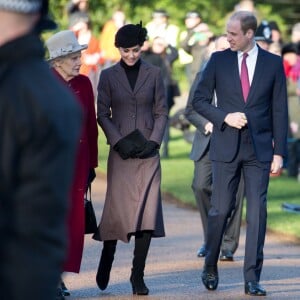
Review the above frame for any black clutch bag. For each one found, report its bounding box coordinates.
[84,184,98,234]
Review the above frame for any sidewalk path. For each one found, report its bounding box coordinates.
[65,175,300,300]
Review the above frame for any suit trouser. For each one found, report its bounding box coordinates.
[192,148,245,253]
[205,128,271,282]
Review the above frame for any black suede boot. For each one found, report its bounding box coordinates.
[96,240,117,290]
[130,231,152,295]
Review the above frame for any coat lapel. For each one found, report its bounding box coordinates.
[133,61,150,94]
[231,52,244,102]
[113,61,150,95]
[113,63,133,94]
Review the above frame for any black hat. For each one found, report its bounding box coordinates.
[115,22,147,48]
[255,20,272,44]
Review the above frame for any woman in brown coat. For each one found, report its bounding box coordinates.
[93,23,168,295]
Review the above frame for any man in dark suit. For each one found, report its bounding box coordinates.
[193,11,288,296]
[0,1,82,300]
[185,35,245,262]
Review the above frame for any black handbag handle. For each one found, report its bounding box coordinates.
[85,183,92,202]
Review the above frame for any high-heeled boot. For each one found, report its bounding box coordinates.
[96,240,117,290]
[130,231,152,295]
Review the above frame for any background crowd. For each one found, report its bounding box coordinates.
[54,0,300,170]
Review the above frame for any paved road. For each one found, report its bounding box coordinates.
[65,175,300,300]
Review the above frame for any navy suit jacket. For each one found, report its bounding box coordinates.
[192,46,288,163]
[185,71,211,161]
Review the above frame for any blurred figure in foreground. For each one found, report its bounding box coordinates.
[0,1,82,300]
[46,30,98,298]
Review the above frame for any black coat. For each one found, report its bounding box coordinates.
[0,34,82,300]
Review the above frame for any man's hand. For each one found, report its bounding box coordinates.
[204,122,213,135]
[224,112,247,129]
[270,155,283,174]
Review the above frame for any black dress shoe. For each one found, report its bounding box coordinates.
[245,281,266,296]
[201,266,218,291]
[197,245,207,257]
[219,250,233,261]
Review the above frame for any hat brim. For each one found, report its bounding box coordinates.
[255,37,273,44]
[48,44,88,62]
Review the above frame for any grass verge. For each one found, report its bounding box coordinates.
[97,127,300,242]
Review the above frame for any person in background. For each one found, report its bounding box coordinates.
[46,30,98,299]
[66,0,89,19]
[69,12,104,98]
[290,23,300,104]
[0,1,82,300]
[291,22,300,45]
[254,20,273,51]
[179,11,202,87]
[94,23,168,296]
[99,9,126,68]
[150,36,179,158]
[180,17,214,85]
[281,43,300,178]
[146,9,179,48]
[268,20,283,45]
[185,35,245,261]
[193,11,288,296]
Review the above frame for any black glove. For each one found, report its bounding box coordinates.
[136,141,159,159]
[113,138,136,160]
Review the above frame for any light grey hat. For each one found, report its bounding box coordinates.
[46,30,88,61]
[0,0,42,13]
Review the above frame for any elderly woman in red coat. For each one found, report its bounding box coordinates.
[46,30,98,298]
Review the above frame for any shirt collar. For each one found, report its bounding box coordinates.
[238,43,258,59]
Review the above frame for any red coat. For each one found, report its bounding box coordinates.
[53,70,98,273]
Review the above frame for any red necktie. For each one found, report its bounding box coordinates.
[241,52,250,102]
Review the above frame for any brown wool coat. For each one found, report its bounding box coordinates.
[95,60,168,242]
